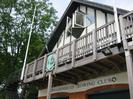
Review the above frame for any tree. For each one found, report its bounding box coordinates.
[0,0,57,98]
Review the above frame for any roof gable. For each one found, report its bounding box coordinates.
[40,0,129,56]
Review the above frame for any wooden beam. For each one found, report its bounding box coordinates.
[106,59,121,72]
[65,71,81,81]
[77,67,92,75]
[73,68,88,75]
[58,73,74,79]
[65,71,78,77]
[93,30,97,60]
[96,61,109,69]
[83,66,98,74]
[59,72,79,82]
[54,76,77,84]
[117,54,126,62]
[92,62,109,70]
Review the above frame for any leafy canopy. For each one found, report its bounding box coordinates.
[0,0,57,87]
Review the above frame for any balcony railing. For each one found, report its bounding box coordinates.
[23,11,133,83]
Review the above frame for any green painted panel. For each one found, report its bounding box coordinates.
[46,54,55,71]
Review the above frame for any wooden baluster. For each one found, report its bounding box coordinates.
[127,16,131,37]
[112,23,116,43]
[97,30,100,49]
[125,17,128,38]
[130,15,133,37]
[93,30,97,60]
[120,16,128,50]
[89,34,91,52]
[83,37,85,56]
[77,40,79,58]
[101,28,103,47]
[85,35,88,55]
[110,24,112,43]
[58,49,61,65]
[127,17,130,36]
[92,32,94,51]
[105,26,108,47]
[88,34,90,52]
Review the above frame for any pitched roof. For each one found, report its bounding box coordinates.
[40,0,129,56]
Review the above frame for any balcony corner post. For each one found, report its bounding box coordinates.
[54,49,59,74]
[119,15,128,50]
[72,40,76,68]
[93,30,97,60]
[120,15,133,99]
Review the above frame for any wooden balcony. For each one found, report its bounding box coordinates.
[23,11,133,85]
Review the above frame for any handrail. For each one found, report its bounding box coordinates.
[24,20,116,82]
[24,10,133,83]
[96,20,115,31]
[122,10,133,18]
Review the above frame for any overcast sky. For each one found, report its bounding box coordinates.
[50,0,133,19]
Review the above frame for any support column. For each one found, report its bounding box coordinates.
[124,50,133,99]
[47,72,53,99]
[72,40,76,68]
[120,15,133,99]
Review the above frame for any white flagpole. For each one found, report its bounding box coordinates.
[113,0,121,43]
[20,5,37,81]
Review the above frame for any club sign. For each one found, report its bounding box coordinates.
[46,54,55,72]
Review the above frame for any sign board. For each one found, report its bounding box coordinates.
[38,72,128,97]
[46,54,55,72]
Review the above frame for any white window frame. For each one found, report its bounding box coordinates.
[73,11,86,28]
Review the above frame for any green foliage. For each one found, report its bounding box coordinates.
[0,0,57,98]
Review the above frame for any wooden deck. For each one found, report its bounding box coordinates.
[23,11,133,87]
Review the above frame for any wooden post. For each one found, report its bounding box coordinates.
[93,30,97,60]
[47,72,53,99]
[125,50,133,99]
[120,15,133,99]
[119,16,128,50]
[72,40,76,68]
[54,49,59,74]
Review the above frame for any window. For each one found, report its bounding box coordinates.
[86,8,95,27]
[75,11,85,27]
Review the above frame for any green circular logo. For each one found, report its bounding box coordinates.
[46,54,55,71]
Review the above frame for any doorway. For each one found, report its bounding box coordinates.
[51,96,69,99]
[89,89,130,99]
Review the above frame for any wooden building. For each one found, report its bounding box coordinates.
[22,0,133,99]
